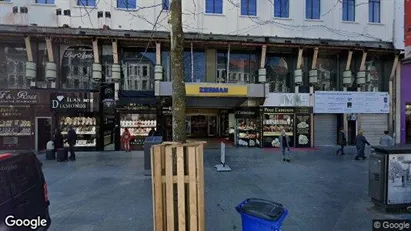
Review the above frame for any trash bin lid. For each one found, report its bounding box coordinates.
[236,198,285,221]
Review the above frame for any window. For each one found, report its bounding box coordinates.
[217,52,258,84]
[35,0,55,4]
[205,0,223,14]
[77,0,96,7]
[306,0,320,19]
[369,0,380,23]
[117,0,136,9]
[241,0,256,16]
[342,0,355,21]
[274,0,289,18]
[162,0,169,10]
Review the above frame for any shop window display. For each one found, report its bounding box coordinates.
[59,116,97,147]
[0,120,32,136]
[262,113,294,147]
[236,119,260,147]
[120,114,157,147]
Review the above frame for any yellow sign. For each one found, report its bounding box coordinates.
[185,84,248,97]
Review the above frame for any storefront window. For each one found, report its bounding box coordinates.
[363,57,381,92]
[162,51,171,81]
[120,50,155,91]
[315,55,337,91]
[217,52,258,83]
[0,45,29,89]
[61,46,94,90]
[266,55,291,92]
[183,51,206,82]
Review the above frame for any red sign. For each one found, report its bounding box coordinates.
[405,0,411,46]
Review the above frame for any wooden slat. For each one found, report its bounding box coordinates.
[177,146,186,231]
[45,37,54,62]
[359,51,367,71]
[92,39,99,63]
[345,50,353,71]
[311,47,319,69]
[296,48,303,69]
[152,146,163,231]
[196,145,205,231]
[112,39,118,64]
[24,36,33,62]
[165,146,174,231]
[188,146,198,231]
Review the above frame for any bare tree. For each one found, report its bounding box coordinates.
[169,0,186,143]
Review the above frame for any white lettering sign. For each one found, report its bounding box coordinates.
[63,51,93,60]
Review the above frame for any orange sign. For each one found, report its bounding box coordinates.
[405,0,411,46]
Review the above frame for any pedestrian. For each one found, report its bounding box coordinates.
[336,127,346,155]
[280,128,291,162]
[121,128,132,152]
[379,130,394,147]
[67,126,77,161]
[53,128,64,151]
[355,130,370,160]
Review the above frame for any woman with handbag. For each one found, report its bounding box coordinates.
[280,128,291,162]
[121,128,132,152]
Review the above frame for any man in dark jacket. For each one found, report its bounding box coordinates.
[355,130,370,160]
[67,126,77,161]
[336,127,346,155]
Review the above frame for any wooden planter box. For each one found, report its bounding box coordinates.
[151,141,206,231]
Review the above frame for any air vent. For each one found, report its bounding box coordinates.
[63,9,71,16]
[56,8,62,15]
[20,7,28,14]
[97,11,103,18]
[105,11,111,18]
[12,6,18,13]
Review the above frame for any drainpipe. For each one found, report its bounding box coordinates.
[389,55,399,135]
[309,47,319,148]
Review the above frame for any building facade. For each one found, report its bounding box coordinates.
[0,0,403,150]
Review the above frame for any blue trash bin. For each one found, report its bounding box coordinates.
[236,198,288,231]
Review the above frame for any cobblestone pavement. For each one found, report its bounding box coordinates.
[40,146,411,231]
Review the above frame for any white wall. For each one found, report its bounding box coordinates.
[393,0,405,50]
[0,0,397,43]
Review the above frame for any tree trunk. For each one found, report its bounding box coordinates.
[169,0,186,143]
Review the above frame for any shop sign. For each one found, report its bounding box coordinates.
[0,90,38,104]
[235,108,258,118]
[314,91,389,114]
[264,93,310,107]
[0,107,31,117]
[263,107,295,114]
[51,94,93,110]
[162,106,172,115]
[119,103,155,112]
[186,84,248,97]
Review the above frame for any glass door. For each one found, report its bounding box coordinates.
[208,116,217,137]
[185,116,191,136]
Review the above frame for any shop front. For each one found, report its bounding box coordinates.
[0,89,51,151]
[99,83,116,151]
[115,91,158,151]
[234,107,260,147]
[260,107,313,148]
[314,91,389,145]
[51,91,99,151]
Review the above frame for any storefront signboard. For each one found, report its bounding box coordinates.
[0,90,39,104]
[264,93,311,107]
[235,107,258,118]
[314,91,389,114]
[186,84,248,97]
[50,93,95,112]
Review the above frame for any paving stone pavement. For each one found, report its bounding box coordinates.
[39,146,411,231]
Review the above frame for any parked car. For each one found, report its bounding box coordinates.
[0,152,51,231]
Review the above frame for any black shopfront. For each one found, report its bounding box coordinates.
[51,91,100,151]
[114,91,159,151]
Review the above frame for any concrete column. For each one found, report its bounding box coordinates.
[45,37,57,88]
[343,50,353,138]
[258,45,267,84]
[92,38,102,84]
[294,48,303,93]
[309,47,318,147]
[388,55,399,135]
[111,39,120,100]
[356,51,368,133]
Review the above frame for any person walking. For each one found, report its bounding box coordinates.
[121,128,132,152]
[53,128,64,151]
[67,126,77,161]
[355,130,370,160]
[379,130,394,147]
[336,127,347,155]
[280,129,291,162]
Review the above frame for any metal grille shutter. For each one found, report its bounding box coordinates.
[314,114,338,146]
[360,114,388,145]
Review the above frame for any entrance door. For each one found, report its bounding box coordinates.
[36,117,52,152]
[208,116,217,136]
[348,120,357,145]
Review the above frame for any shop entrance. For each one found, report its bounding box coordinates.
[347,119,357,145]
[186,115,217,137]
[35,117,52,152]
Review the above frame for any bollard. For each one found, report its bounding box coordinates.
[214,142,231,172]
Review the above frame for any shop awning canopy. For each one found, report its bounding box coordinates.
[117,90,157,107]
[186,97,249,108]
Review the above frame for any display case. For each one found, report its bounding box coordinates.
[120,113,157,149]
[0,120,32,136]
[59,116,97,148]
[262,113,294,148]
[236,119,260,147]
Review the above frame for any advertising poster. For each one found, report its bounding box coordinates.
[295,114,311,147]
[387,154,411,204]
